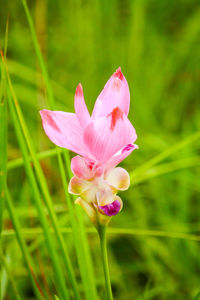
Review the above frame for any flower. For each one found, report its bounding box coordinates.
[40,67,138,225]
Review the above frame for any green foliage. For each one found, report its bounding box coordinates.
[0,0,200,299]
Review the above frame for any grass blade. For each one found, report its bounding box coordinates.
[7,148,62,170]
[0,22,8,300]
[132,156,200,185]
[58,151,99,300]
[0,249,22,300]
[0,20,8,238]
[63,150,99,299]
[6,189,44,300]
[7,59,73,106]
[20,0,54,108]
[5,85,70,300]
[7,97,76,298]
[20,0,98,298]
[2,226,200,243]
[0,62,7,237]
[130,131,200,183]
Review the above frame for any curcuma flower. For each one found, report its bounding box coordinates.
[40,68,138,226]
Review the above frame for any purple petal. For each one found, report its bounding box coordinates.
[99,199,122,216]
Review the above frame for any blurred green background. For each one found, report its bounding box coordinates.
[0,0,200,299]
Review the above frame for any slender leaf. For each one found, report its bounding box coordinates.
[2,226,200,242]
[130,131,200,182]
[5,85,70,300]
[6,189,44,300]
[20,1,98,298]
[0,249,22,300]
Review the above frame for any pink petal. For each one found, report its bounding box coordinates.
[84,107,137,164]
[105,167,130,191]
[92,67,130,119]
[105,143,138,171]
[71,155,104,180]
[74,83,90,128]
[40,110,89,156]
[71,155,93,179]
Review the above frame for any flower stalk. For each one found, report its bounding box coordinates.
[98,225,113,300]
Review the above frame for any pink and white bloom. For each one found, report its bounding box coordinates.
[40,68,138,224]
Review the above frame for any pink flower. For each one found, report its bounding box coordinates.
[40,68,138,224]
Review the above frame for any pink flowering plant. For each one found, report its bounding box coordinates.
[40,68,138,299]
[40,67,138,225]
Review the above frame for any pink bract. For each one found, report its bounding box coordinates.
[40,67,137,168]
[40,67,138,219]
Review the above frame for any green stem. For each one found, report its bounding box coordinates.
[98,226,113,300]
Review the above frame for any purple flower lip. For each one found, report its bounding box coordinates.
[99,200,121,216]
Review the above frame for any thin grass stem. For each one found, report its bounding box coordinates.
[63,150,99,299]
[0,66,7,238]
[0,20,8,239]
[6,189,44,300]
[58,151,98,300]
[20,0,98,298]
[7,59,72,104]
[131,131,200,181]
[2,227,200,242]
[132,156,200,185]
[7,148,61,170]
[21,0,54,108]
[0,249,22,300]
[5,85,70,299]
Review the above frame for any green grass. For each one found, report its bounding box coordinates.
[0,0,200,299]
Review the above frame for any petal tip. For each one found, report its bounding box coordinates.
[121,143,135,154]
[39,110,61,132]
[39,109,46,117]
[134,144,139,149]
[75,83,83,97]
[114,67,123,80]
[121,143,138,154]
